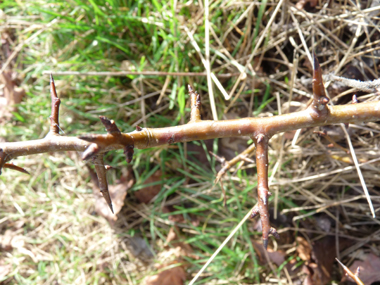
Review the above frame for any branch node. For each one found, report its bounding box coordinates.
[82,143,100,160]
[256,134,265,144]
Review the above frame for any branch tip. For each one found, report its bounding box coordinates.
[311,54,330,118]
[263,238,269,250]
[3,163,30,175]
[99,116,121,134]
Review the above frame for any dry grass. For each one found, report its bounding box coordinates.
[1,0,380,284]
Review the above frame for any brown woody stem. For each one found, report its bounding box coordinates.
[1,60,380,239]
[255,134,272,249]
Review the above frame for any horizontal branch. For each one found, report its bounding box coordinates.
[1,101,379,163]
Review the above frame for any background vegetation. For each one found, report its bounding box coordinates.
[1,0,380,284]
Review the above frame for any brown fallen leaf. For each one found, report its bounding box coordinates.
[251,240,286,266]
[296,236,312,262]
[144,262,186,285]
[92,171,134,224]
[0,70,25,123]
[347,253,380,284]
[135,170,162,204]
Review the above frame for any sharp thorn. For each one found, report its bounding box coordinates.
[188,84,194,93]
[313,51,319,71]
[3,163,30,175]
[108,201,114,214]
[78,135,97,142]
[263,238,269,250]
[352,94,358,104]
[50,73,54,84]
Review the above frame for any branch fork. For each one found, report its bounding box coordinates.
[1,55,379,249]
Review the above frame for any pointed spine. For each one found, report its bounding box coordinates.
[93,155,114,213]
[310,53,330,119]
[49,74,61,135]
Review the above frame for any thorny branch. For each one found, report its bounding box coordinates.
[1,55,380,248]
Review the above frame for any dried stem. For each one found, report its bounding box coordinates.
[324,73,380,93]
[314,131,350,154]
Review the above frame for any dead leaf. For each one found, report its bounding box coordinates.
[347,253,380,284]
[135,170,162,204]
[145,262,186,285]
[0,70,25,122]
[297,236,312,261]
[251,240,286,266]
[93,172,134,224]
